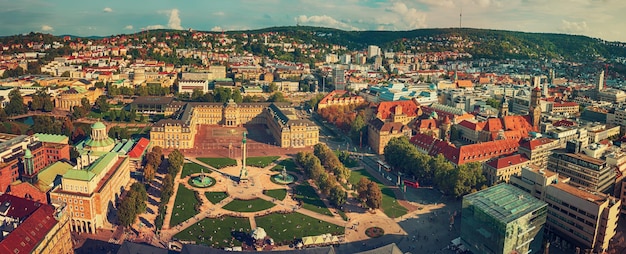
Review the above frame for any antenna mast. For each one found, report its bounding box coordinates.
[459,7,462,29]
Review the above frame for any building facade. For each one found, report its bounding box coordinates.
[49,152,130,234]
[548,147,615,193]
[511,167,620,253]
[150,101,319,149]
[518,138,560,168]
[461,184,547,254]
[483,154,530,185]
[367,119,412,154]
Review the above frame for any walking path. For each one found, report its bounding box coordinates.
[136,155,417,250]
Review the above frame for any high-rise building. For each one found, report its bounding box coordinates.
[597,70,605,92]
[461,184,547,254]
[511,166,620,254]
[332,68,346,90]
[367,45,381,58]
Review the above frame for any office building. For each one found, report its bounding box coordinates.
[483,154,530,185]
[511,167,620,253]
[461,184,547,254]
[547,142,615,193]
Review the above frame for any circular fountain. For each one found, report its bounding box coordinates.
[188,168,216,188]
[271,166,296,185]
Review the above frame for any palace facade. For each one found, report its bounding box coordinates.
[150,100,319,149]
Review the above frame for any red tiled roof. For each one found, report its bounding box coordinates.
[457,120,484,131]
[519,138,556,150]
[553,119,576,127]
[128,138,150,159]
[0,194,57,254]
[484,118,503,132]
[376,100,420,120]
[485,154,529,169]
[456,139,520,165]
[502,115,536,133]
[553,102,578,107]
[417,119,438,130]
[456,80,473,88]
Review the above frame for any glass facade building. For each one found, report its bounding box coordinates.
[461,184,548,254]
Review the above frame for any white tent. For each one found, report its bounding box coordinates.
[251,227,267,240]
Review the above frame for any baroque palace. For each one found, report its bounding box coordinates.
[149,99,319,149]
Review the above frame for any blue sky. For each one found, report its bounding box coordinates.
[1,0,624,42]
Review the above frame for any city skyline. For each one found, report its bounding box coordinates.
[1,0,625,42]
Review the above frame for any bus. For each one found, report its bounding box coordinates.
[403,180,419,188]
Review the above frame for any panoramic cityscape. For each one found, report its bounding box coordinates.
[1,1,626,254]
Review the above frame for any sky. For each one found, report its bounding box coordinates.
[1,0,625,42]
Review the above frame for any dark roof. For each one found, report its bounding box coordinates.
[132,96,175,106]
[117,241,174,254]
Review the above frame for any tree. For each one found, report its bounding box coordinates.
[365,181,383,210]
[232,89,243,103]
[60,71,70,77]
[328,185,347,207]
[267,83,278,93]
[94,95,110,113]
[144,164,156,182]
[94,81,106,89]
[117,196,136,227]
[349,114,367,144]
[5,88,26,116]
[267,92,287,102]
[168,149,184,171]
[356,177,370,202]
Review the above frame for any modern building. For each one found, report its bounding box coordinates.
[548,142,615,193]
[150,101,319,149]
[511,167,620,253]
[49,152,131,234]
[178,79,209,94]
[460,183,547,254]
[0,194,73,254]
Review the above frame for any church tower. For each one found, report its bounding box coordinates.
[530,86,542,130]
[498,96,509,118]
[441,115,451,141]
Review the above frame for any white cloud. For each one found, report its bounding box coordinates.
[124,25,134,30]
[417,0,455,8]
[211,26,223,32]
[213,11,225,16]
[168,9,183,30]
[103,7,113,13]
[383,2,428,30]
[41,25,54,32]
[143,25,165,30]
[295,15,360,30]
[559,20,588,33]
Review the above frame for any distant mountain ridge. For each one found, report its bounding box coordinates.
[3,27,626,61]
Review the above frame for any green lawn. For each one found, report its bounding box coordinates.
[246,156,280,168]
[170,185,200,227]
[182,162,211,178]
[264,189,287,201]
[271,159,300,173]
[205,192,229,204]
[293,183,332,216]
[255,213,344,245]
[222,198,276,212]
[348,169,408,218]
[173,216,250,248]
[197,157,237,169]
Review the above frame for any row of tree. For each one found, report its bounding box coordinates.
[313,143,351,182]
[154,148,185,230]
[295,150,347,208]
[117,182,148,227]
[384,137,487,198]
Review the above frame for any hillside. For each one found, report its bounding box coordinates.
[3,27,626,61]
